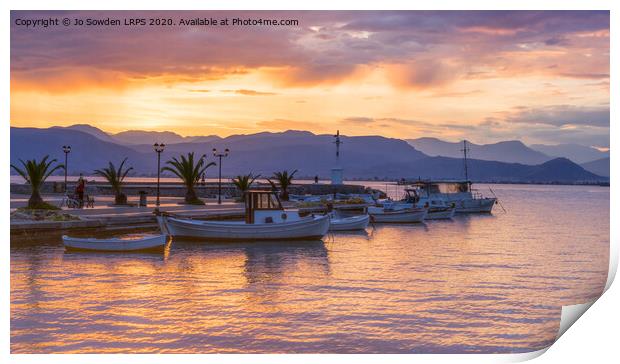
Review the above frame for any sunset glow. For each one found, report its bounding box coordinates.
[10,11,610,147]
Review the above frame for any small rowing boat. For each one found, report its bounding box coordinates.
[62,234,167,252]
[328,213,370,231]
[367,206,427,223]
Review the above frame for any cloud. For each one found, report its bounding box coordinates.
[503,105,610,127]
[387,60,460,89]
[223,89,278,96]
[342,116,375,124]
[10,10,610,92]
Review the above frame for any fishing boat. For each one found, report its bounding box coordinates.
[367,205,427,223]
[401,187,456,220]
[328,212,370,231]
[157,190,330,241]
[410,180,496,213]
[62,234,167,252]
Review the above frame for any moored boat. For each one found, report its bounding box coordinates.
[409,180,496,214]
[62,234,167,252]
[401,187,456,220]
[158,190,330,241]
[328,213,370,231]
[367,205,427,223]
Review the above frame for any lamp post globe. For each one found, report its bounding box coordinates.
[62,145,71,193]
[212,148,230,205]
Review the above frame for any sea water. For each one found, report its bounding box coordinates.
[10,184,609,353]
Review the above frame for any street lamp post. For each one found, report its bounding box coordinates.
[212,148,230,205]
[153,143,166,209]
[62,145,71,193]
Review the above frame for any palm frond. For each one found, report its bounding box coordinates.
[94,158,132,194]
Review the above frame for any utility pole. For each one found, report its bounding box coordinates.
[334,130,342,160]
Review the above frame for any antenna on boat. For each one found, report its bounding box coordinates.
[461,140,470,181]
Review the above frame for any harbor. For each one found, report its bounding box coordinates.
[11,183,609,353]
[8,127,611,354]
[9,8,611,356]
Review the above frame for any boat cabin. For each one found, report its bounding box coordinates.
[410,180,472,196]
[402,188,421,203]
[244,190,301,224]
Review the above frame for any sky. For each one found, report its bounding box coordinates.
[10,10,610,148]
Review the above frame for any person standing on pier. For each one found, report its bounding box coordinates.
[76,173,86,208]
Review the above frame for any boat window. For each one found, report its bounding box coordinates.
[259,193,269,209]
[269,194,282,209]
[249,192,282,210]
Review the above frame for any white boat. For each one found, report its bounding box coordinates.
[426,206,456,219]
[328,213,370,231]
[367,205,427,223]
[158,190,330,241]
[409,180,496,213]
[62,234,167,252]
[400,188,456,220]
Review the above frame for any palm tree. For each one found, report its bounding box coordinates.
[11,155,64,209]
[94,158,133,205]
[162,152,215,204]
[232,173,260,201]
[267,169,298,201]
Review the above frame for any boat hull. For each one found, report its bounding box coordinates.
[159,214,330,241]
[329,214,370,231]
[426,207,456,220]
[368,208,427,223]
[62,235,167,252]
[453,198,496,213]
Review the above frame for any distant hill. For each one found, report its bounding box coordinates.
[10,127,151,175]
[128,130,428,177]
[52,124,118,143]
[378,156,601,183]
[56,124,221,146]
[10,126,606,183]
[522,158,601,182]
[113,130,192,145]
[407,137,551,165]
[530,143,609,164]
[581,157,610,177]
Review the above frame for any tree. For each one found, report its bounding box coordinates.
[94,158,133,205]
[267,169,298,201]
[162,152,215,204]
[232,173,260,201]
[11,155,64,209]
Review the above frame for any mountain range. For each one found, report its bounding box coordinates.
[10,125,607,183]
[407,138,550,165]
[407,137,609,177]
[52,124,221,145]
[529,143,610,164]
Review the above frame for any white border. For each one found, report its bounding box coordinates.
[3,1,617,363]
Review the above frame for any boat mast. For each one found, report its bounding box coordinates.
[461,140,470,181]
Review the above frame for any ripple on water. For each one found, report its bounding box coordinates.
[10,184,608,353]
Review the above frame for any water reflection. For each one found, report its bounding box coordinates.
[10,185,609,353]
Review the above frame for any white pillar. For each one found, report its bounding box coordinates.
[331,167,343,185]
